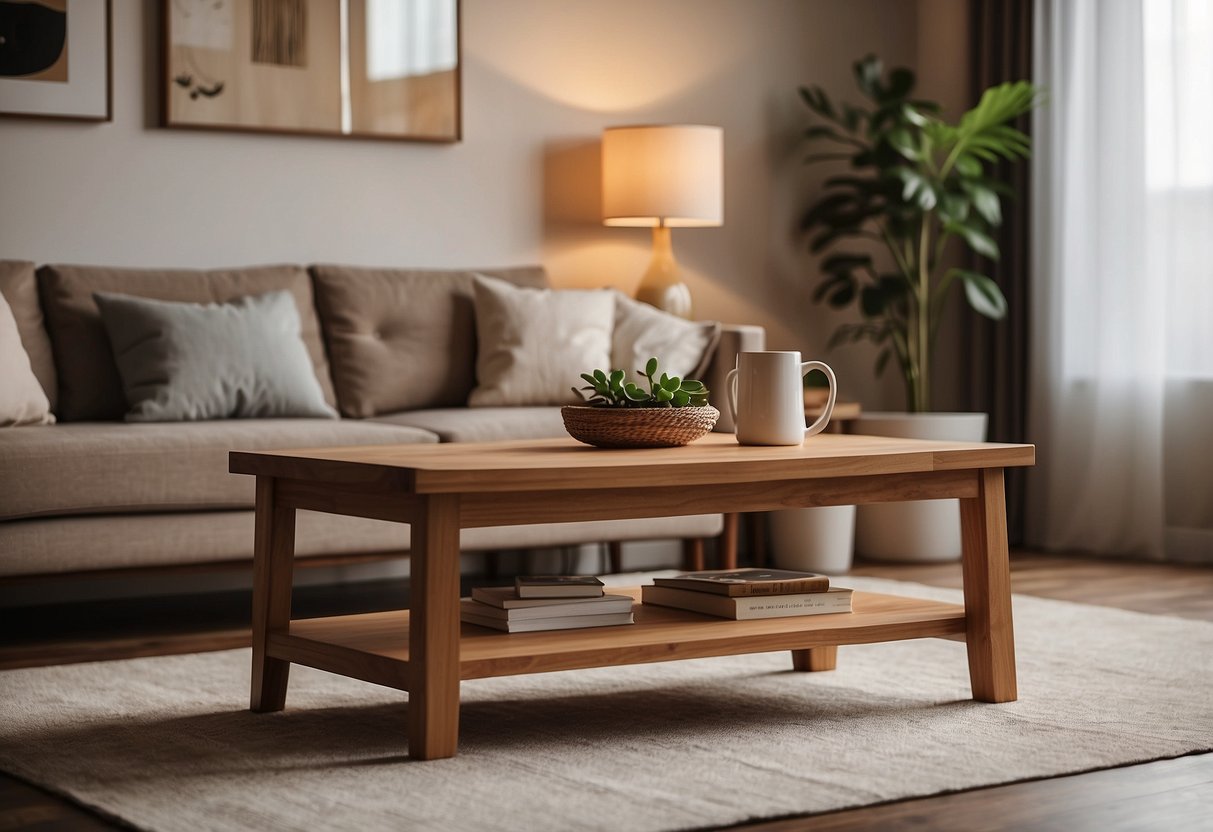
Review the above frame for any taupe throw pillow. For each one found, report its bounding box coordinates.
[0,291,54,427]
[94,291,337,422]
[611,291,721,384]
[310,265,549,417]
[468,275,615,407]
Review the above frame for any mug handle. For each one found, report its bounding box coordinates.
[725,368,739,426]
[802,361,837,438]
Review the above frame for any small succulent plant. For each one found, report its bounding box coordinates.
[573,357,710,408]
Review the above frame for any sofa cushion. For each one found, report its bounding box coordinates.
[0,260,56,410]
[0,420,437,521]
[0,290,54,426]
[310,264,548,417]
[611,291,721,383]
[37,264,337,421]
[469,275,615,407]
[371,406,567,443]
[95,290,336,422]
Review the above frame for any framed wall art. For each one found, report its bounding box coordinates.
[162,0,461,142]
[0,0,112,121]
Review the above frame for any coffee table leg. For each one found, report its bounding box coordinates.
[791,646,838,671]
[408,494,462,760]
[960,468,1017,703]
[251,477,296,712]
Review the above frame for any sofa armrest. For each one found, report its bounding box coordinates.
[704,323,765,432]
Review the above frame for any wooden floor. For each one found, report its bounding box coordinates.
[2,552,1211,831]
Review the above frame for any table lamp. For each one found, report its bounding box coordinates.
[601,124,723,318]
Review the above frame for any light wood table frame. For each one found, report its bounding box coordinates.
[230,433,1033,761]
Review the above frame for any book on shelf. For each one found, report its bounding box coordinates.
[514,575,605,599]
[641,585,853,620]
[460,601,634,633]
[464,589,633,620]
[651,568,830,597]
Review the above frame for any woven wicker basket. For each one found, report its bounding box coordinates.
[561,405,720,449]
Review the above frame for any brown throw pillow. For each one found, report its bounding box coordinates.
[310,265,548,417]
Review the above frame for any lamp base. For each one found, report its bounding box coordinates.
[635,225,692,318]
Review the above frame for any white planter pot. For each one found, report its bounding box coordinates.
[854,412,988,562]
[769,505,856,575]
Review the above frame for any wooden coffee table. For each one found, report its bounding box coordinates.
[230,433,1033,760]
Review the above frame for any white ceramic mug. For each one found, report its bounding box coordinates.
[726,351,837,445]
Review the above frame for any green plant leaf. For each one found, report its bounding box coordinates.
[963,181,1002,225]
[885,68,914,100]
[645,357,659,377]
[681,380,705,393]
[954,154,983,177]
[592,369,607,384]
[887,128,920,160]
[798,85,837,120]
[944,221,1000,259]
[938,192,970,224]
[901,103,930,127]
[672,390,690,407]
[957,270,1009,319]
[655,387,674,403]
[853,55,883,98]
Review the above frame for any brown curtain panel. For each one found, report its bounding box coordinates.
[963,0,1033,543]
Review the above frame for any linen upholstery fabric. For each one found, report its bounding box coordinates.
[311,265,548,417]
[371,406,566,442]
[0,260,56,409]
[94,291,336,422]
[469,275,615,407]
[37,264,336,421]
[611,291,721,383]
[0,511,722,576]
[0,420,438,521]
[0,291,54,426]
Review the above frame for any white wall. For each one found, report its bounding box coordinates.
[0,0,964,409]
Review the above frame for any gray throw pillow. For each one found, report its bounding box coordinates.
[94,290,337,422]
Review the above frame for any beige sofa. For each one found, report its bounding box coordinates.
[0,260,763,580]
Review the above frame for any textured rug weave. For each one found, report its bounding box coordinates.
[1,577,1211,832]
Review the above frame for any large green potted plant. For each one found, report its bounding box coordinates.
[792,55,1041,561]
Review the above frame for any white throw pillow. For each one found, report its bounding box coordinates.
[0,291,54,427]
[610,291,721,384]
[469,275,615,407]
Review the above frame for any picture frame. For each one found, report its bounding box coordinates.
[0,0,112,122]
[162,0,461,143]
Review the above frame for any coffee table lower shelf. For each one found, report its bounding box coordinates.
[266,589,966,690]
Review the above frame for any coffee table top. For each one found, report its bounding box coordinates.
[230,432,1034,495]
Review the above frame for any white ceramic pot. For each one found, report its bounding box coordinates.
[853,412,988,562]
[769,505,856,575]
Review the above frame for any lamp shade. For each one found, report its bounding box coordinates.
[602,125,723,227]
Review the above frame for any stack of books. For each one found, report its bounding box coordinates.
[641,568,853,620]
[460,575,635,633]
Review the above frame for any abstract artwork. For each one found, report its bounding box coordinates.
[0,0,111,121]
[163,0,460,142]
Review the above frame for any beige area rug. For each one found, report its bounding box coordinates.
[1,577,1211,832]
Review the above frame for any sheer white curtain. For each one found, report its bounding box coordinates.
[1030,0,1213,562]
